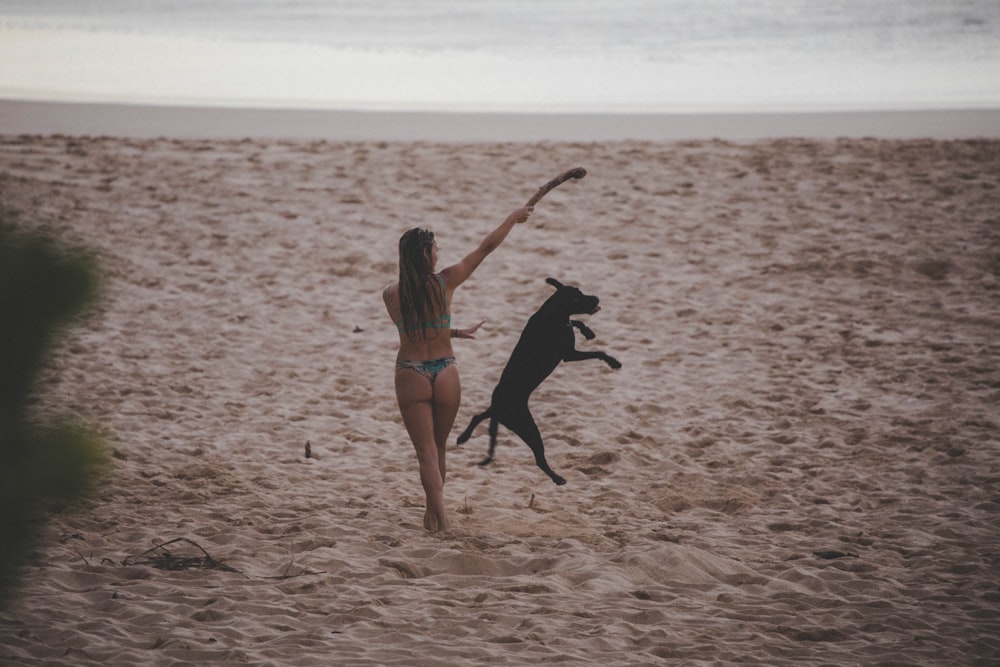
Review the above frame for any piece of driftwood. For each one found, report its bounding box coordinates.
[524,167,586,207]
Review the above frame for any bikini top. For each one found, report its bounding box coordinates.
[385,274,451,333]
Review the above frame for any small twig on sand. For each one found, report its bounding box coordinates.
[813,550,860,560]
[260,560,327,581]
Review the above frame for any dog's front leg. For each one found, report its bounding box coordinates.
[570,320,596,340]
[562,348,622,369]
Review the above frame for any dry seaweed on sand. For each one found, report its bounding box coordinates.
[123,538,245,575]
[120,538,325,579]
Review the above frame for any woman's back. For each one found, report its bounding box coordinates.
[384,274,454,361]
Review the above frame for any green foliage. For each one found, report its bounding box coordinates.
[0,213,107,605]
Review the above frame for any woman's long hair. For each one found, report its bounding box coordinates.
[397,227,445,339]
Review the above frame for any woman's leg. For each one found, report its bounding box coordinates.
[430,364,461,485]
[395,369,449,531]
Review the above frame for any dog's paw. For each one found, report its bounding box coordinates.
[478,456,494,467]
[606,356,622,370]
[552,475,567,485]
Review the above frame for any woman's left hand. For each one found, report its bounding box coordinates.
[452,320,487,339]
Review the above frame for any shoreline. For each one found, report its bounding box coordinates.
[2,99,1000,142]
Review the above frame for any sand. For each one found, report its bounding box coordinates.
[0,119,998,665]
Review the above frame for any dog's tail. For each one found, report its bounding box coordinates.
[456,408,492,445]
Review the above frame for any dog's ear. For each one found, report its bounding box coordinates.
[546,277,564,290]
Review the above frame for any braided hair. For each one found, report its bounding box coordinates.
[397,227,445,339]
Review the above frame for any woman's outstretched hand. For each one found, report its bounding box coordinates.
[508,206,533,224]
[452,320,487,339]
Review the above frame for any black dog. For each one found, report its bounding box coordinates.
[456,278,621,485]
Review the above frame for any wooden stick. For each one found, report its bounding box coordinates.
[524,167,587,207]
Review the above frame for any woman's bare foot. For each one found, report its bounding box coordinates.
[424,508,450,532]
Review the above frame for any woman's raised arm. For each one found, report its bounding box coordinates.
[441,206,532,287]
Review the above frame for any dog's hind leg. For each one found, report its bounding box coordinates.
[480,418,500,467]
[456,408,491,445]
[500,408,566,485]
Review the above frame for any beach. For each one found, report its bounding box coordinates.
[0,108,998,665]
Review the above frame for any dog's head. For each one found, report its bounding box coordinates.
[544,277,601,316]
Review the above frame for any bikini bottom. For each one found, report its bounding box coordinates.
[395,356,456,383]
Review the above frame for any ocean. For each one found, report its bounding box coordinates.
[1,0,999,113]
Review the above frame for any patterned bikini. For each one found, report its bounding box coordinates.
[394,356,456,382]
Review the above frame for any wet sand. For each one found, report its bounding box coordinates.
[3,99,1000,141]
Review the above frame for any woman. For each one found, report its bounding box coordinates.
[383,206,533,531]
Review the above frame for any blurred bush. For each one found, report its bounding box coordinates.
[0,212,107,606]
